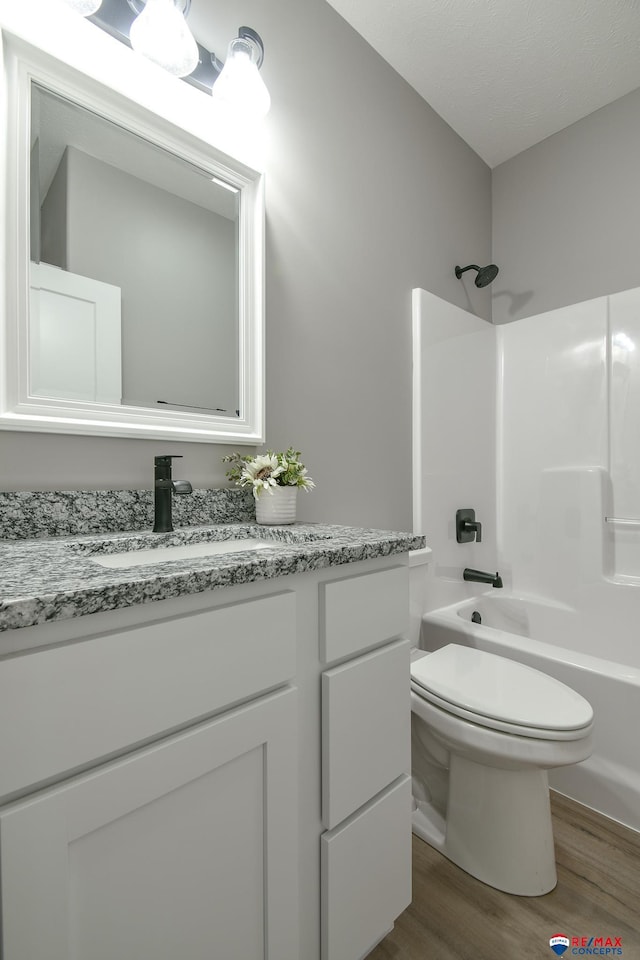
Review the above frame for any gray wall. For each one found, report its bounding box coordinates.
[40,148,68,269]
[492,85,640,326]
[29,139,42,263]
[1,0,492,530]
[211,0,492,529]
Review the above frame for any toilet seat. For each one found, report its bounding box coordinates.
[411,645,593,741]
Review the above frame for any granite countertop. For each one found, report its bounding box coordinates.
[0,521,426,632]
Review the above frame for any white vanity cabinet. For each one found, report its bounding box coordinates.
[0,555,413,960]
[0,588,300,960]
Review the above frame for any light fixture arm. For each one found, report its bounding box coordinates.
[126,0,191,16]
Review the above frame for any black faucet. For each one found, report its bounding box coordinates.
[153,455,193,533]
[463,568,503,589]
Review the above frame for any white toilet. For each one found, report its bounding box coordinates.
[410,644,593,896]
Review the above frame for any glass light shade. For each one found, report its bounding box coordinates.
[62,0,103,14]
[211,37,271,120]
[129,0,199,78]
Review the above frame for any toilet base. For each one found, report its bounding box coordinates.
[412,754,557,896]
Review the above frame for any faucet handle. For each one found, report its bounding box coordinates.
[154,454,184,465]
[456,508,482,543]
[173,480,193,495]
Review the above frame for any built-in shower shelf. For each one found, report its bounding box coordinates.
[605,517,640,525]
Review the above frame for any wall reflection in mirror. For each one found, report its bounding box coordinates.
[29,82,241,418]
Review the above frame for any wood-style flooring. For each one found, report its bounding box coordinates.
[367,793,640,960]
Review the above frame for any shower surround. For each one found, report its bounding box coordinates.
[412,287,640,831]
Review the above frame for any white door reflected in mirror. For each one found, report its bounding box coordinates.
[29,262,122,404]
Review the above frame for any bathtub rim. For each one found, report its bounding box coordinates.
[421,592,640,685]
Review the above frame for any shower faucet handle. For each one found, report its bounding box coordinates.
[456,508,482,543]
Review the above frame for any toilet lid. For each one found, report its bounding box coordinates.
[411,645,593,732]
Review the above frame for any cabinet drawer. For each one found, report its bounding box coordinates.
[321,776,412,960]
[322,639,410,830]
[320,565,409,664]
[0,591,296,799]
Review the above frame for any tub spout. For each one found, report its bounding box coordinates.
[463,568,503,589]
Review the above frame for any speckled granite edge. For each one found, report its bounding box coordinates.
[0,489,255,540]
[0,522,426,633]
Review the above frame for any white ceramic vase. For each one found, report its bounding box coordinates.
[255,486,298,525]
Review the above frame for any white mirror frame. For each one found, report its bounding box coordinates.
[0,3,265,444]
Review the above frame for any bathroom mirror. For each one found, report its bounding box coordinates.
[0,19,265,443]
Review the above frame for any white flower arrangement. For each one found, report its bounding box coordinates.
[223,447,316,499]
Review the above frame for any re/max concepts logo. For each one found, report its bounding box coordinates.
[550,933,623,956]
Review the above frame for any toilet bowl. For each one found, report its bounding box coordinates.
[410,644,593,896]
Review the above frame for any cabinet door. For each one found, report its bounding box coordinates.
[0,688,298,960]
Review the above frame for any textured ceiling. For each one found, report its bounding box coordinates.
[324,0,640,167]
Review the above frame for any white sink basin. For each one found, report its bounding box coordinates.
[90,538,274,569]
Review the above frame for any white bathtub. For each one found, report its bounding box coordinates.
[420,593,640,833]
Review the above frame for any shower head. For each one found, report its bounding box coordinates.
[455,263,499,288]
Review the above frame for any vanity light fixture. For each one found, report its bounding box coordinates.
[62,0,104,15]
[128,0,198,78]
[211,28,271,120]
[86,0,270,114]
